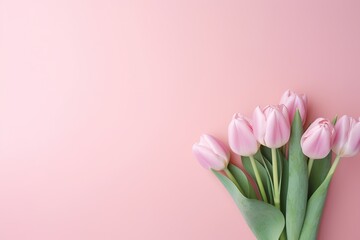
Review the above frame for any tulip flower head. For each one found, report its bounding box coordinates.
[280,89,308,125]
[192,134,230,170]
[228,113,260,156]
[301,118,334,159]
[252,105,291,148]
[332,115,360,157]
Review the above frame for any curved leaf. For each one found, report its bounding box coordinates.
[280,155,289,215]
[261,155,273,177]
[228,164,257,199]
[242,156,274,204]
[260,146,272,163]
[308,152,331,197]
[213,170,285,240]
[286,111,308,240]
[299,173,332,240]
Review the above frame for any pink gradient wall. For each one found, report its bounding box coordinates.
[1,0,360,239]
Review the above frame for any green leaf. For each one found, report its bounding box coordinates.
[213,170,285,240]
[254,150,273,183]
[242,156,274,204]
[286,111,308,240]
[258,153,274,195]
[277,149,284,187]
[260,146,272,163]
[299,172,333,240]
[280,154,289,215]
[308,152,331,197]
[261,155,274,177]
[228,164,257,199]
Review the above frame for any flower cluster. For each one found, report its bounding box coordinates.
[192,90,360,240]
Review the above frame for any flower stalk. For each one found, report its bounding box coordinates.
[249,155,268,203]
[272,148,281,210]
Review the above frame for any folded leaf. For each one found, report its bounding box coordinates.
[261,155,273,177]
[308,152,331,197]
[213,170,285,240]
[286,111,308,240]
[280,155,289,215]
[260,146,272,163]
[228,164,257,199]
[299,173,332,240]
[242,156,274,204]
[277,148,284,187]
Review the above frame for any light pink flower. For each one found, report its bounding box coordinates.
[192,134,230,170]
[301,118,334,159]
[228,113,259,156]
[332,115,360,157]
[280,89,308,125]
[252,105,291,148]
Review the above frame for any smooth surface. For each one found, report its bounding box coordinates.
[1,0,360,239]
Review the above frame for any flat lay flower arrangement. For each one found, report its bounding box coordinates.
[192,90,360,240]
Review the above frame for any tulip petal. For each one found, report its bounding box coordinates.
[253,106,267,145]
[342,121,360,157]
[192,144,226,170]
[232,120,259,156]
[264,109,289,148]
[280,89,291,103]
[333,116,351,155]
[279,90,307,125]
[302,128,331,159]
[264,109,280,147]
[202,134,229,160]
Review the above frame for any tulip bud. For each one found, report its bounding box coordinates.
[301,118,334,159]
[228,113,259,156]
[192,134,230,170]
[280,89,308,125]
[332,115,360,157]
[252,105,291,148]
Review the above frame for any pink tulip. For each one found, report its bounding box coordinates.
[192,134,230,170]
[228,113,259,156]
[332,115,360,157]
[301,118,334,159]
[280,89,308,125]
[252,105,291,148]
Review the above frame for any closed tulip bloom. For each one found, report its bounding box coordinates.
[301,118,334,159]
[192,134,230,170]
[228,113,259,156]
[332,115,360,157]
[280,89,308,125]
[253,105,291,148]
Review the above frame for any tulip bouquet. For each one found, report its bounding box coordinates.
[193,90,360,240]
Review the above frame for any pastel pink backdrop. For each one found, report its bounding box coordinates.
[1,0,360,239]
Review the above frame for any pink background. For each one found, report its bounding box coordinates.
[1,0,360,239]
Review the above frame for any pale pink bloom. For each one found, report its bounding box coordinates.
[280,89,308,125]
[192,134,230,170]
[301,118,334,159]
[252,105,291,148]
[228,113,259,156]
[332,115,360,157]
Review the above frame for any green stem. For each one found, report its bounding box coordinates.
[271,148,280,210]
[224,168,245,195]
[271,148,286,240]
[249,155,268,203]
[325,155,341,180]
[308,158,314,178]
